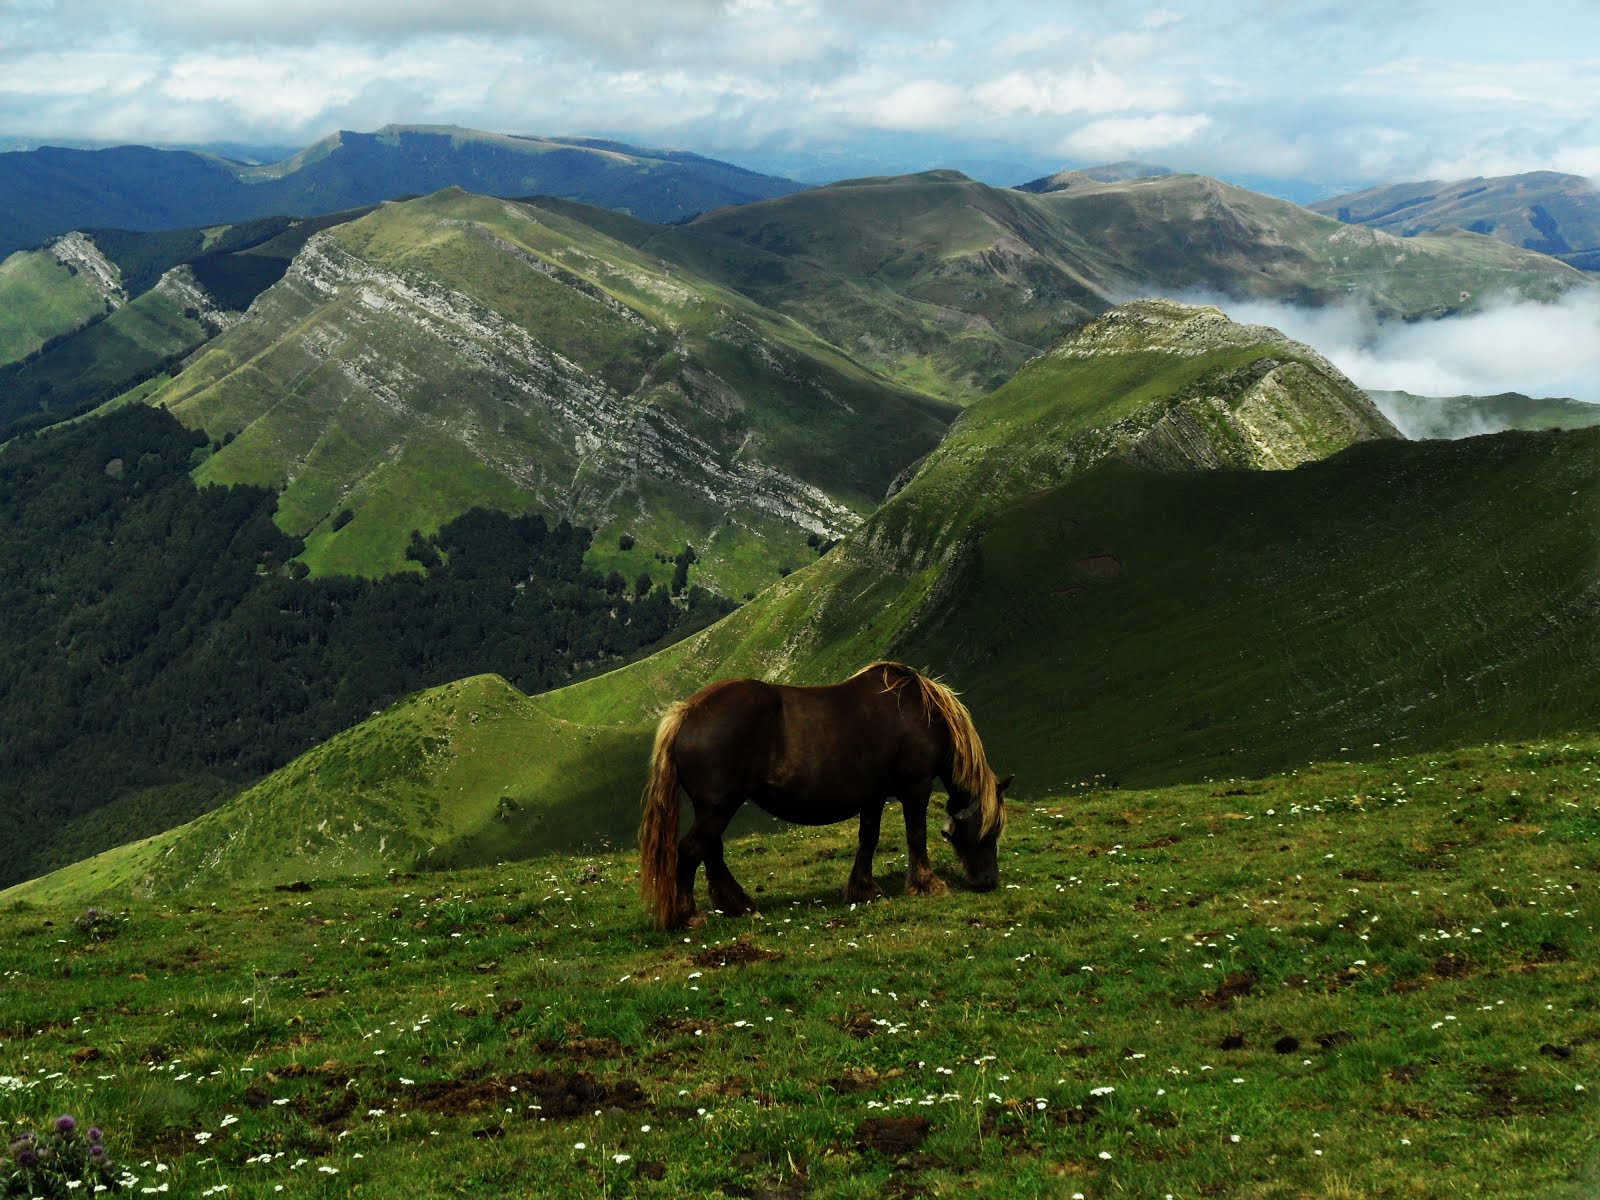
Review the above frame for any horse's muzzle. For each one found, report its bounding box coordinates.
[968,870,999,892]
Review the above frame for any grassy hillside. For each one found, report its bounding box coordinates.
[0,241,117,365]
[1312,170,1600,271]
[0,214,378,439]
[0,268,227,436]
[528,419,1598,806]
[603,171,1592,404]
[3,738,1596,1197]
[146,188,951,594]
[5,301,1436,898]
[1031,173,1588,315]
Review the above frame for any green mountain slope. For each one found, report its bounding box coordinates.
[1015,160,1175,191]
[0,267,232,436]
[1029,173,1587,313]
[24,300,1481,899]
[1312,170,1600,271]
[1372,389,1600,439]
[0,405,730,891]
[608,170,1590,404]
[0,234,120,365]
[143,188,952,593]
[0,126,803,257]
[0,213,376,438]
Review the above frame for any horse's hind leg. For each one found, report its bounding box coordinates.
[844,801,887,904]
[686,800,758,919]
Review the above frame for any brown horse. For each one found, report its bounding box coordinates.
[639,661,1009,929]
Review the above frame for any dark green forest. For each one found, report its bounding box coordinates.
[0,405,728,887]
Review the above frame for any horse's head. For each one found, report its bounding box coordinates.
[942,773,1012,890]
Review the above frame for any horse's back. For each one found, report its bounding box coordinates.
[672,677,783,795]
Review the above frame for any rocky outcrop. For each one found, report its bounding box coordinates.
[849,298,1400,577]
[47,232,124,304]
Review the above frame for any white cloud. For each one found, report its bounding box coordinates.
[1062,112,1212,159]
[867,80,970,132]
[2,0,1600,190]
[976,66,1176,117]
[1208,291,1600,407]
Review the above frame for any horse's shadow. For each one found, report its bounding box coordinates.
[695,867,983,924]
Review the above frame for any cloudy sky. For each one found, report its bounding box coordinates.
[3,0,1599,192]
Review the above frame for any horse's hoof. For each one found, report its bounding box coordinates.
[685,911,708,930]
[907,874,947,897]
[844,881,886,904]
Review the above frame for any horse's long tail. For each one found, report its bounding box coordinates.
[639,701,690,928]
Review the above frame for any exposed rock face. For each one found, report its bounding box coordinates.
[149,265,240,335]
[1038,299,1396,471]
[850,298,1400,575]
[144,192,945,588]
[255,231,853,530]
[48,231,124,303]
[1078,301,1400,470]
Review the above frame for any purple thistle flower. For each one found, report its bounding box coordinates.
[55,1114,77,1135]
[88,1143,108,1162]
[87,1126,104,1144]
[16,1146,40,1168]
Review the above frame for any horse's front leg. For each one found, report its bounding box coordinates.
[844,801,887,904]
[901,782,947,896]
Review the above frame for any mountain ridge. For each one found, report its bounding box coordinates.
[1312,170,1600,271]
[0,125,805,257]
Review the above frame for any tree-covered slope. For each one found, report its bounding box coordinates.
[144,187,952,594]
[0,406,728,890]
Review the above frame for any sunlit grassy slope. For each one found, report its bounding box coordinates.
[146,188,951,593]
[603,171,1592,404]
[2,737,1596,1197]
[0,245,114,365]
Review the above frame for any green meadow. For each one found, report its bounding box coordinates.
[3,738,1595,1197]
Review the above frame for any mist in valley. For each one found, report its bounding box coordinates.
[1162,287,1600,439]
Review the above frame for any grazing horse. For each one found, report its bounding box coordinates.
[639,661,1009,929]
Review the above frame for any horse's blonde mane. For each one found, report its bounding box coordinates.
[855,661,1004,838]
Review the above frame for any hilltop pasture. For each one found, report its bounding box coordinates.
[2,739,1595,1198]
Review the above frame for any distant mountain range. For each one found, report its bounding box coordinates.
[1313,171,1600,271]
[1015,160,1175,192]
[3,168,1588,585]
[1370,390,1600,440]
[0,124,804,257]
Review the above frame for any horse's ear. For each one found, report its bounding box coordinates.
[997,774,1014,796]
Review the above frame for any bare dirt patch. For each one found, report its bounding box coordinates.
[854,1115,930,1156]
[534,1035,625,1060]
[691,941,784,968]
[1188,970,1257,1010]
[410,1070,647,1118]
